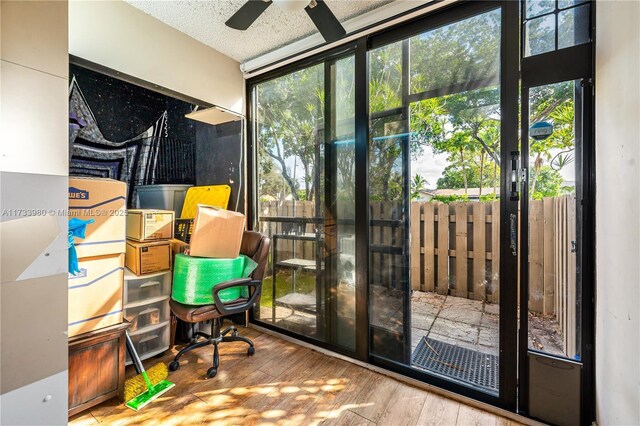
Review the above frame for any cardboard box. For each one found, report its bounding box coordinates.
[125,240,171,276]
[169,238,190,269]
[69,177,127,258]
[169,237,189,258]
[189,205,245,258]
[126,209,174,241]
[68,254,124,337]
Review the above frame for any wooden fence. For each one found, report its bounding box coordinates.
[409,195,576,334]
[258,196,576,332]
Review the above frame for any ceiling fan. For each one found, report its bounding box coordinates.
[225,0,347,43]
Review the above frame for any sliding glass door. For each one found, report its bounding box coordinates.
[251,51,357,353]
[365,4,518,404]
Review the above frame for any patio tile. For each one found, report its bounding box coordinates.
[411,327,430,349]
[411,301,441,318]
[442,295,484,313]
[478,327,499,348]
[437,303,483,326]
[480,312,499,329]
[427,332,481,353]
[411,312,435,331]
[412,291,446,309]
[483,302,500,316]
[477,343,500,357]
[430,318,479,344]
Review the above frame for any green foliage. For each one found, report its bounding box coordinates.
[410,174,429,200]
[259,273,316,309]
[431,194,469,204]
[530,166,566,200]
[256,64,324,201]
[254,8,575,207]
[479,193,498,202]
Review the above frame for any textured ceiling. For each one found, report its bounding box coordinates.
[125,0,394,63]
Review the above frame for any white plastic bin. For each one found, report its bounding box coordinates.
[124,269,172,305]
[124,297,170,332]
[136,184,192,216]
[126,321,170,363]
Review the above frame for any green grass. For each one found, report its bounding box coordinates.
[260,272,316,308]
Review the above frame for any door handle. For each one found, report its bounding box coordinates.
[510,213,517,257]
[510,151,520,201]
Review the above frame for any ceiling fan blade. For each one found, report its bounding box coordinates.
[305,0,346,43]
[225,0,273,30]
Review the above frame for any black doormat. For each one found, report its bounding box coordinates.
[412,336,499,393]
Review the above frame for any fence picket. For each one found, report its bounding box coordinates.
[423,203,435,292]
[567,195,577,356]
[543,197,556,315]
[490,201,500,304]
[529,200,544,312]
[454,203,468,298]
[410,203,421,291]
[437,203,449,295]
[473,202,486,301]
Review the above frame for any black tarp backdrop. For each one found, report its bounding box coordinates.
[196,120,244,214]
[68,63,245,213]
[70,64,196,143]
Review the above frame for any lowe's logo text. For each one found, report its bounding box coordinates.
[69,187,89,200]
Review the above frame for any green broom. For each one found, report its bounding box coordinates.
[124,330,175,411]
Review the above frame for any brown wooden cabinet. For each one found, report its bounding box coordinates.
[68,322,130,417]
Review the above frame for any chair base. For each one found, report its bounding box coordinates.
[168,318,254,378]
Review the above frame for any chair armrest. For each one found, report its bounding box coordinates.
[212,278,262,316]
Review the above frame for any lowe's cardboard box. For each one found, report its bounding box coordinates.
[189,205,245,258]
[68,254,124,337]
[126,209,174,242]
[69,177,127,258]
[126,240,171,276]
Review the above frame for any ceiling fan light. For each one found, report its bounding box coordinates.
[273,0,308,13]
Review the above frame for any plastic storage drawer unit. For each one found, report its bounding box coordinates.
[124,269,171,305]
[125,322,171,364]
[124,297,170,332]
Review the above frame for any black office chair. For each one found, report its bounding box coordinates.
[168,231,270,378]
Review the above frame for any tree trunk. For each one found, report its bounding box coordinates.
[267,142,299,200]
[530,154,542,197]
[460,148,468,194]
[479,151,485,197]
[493,159,498,196]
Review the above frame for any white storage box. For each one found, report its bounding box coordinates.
[126,321,170,364]
[124,269,171,305]
[136,184,192,216]
[124,297,170,332]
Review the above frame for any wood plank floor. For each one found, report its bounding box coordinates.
[69,328,523,426]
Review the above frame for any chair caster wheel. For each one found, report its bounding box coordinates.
[206,367,217,379]
[168,361,180,372]
[247,346,255,356]
[232,330,239,337]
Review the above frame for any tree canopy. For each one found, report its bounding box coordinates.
[255,8,575,205]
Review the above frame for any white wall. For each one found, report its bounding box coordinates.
[69,0,244,114]
[595,1,640,425]
[1,1,70,424]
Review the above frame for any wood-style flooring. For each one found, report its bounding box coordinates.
[69,327,524,426]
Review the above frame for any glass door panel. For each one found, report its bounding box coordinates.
[526,80,582,360]
[368,7,504,395]
[327,56,357,351]
[254,64,325,339]
[253,55,357,352]
[368,40,411,364]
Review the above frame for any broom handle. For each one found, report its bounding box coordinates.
[125,330,144,375]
